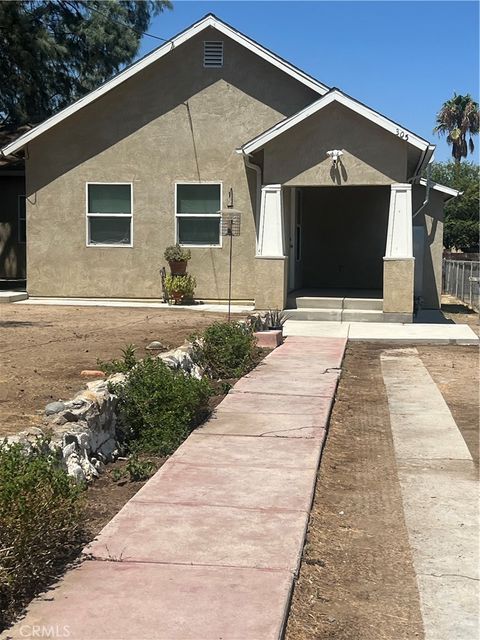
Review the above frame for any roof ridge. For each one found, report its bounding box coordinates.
[1,14,329,157]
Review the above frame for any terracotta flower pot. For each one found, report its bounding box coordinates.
[170,291,184,305]
[169,260,187,275]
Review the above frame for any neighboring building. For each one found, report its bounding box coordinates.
[0,126,27,282]
[0,14,458,319]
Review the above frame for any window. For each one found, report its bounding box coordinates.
[203,41,223,68]
[176,183,221,246]
[18,195,26,243]
[86,183,132,246]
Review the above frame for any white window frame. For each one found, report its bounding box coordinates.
[18,195,26,244]
[86,182,133,248]
[175,181,222,248]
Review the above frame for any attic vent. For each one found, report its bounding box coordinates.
[204,41,223,68]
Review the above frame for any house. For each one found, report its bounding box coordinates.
[0,14,459,320]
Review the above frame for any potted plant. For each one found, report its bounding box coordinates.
[164,244,191,275]
[164,274,196,305]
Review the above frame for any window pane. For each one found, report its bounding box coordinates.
[177,184,220,214]
[178,216,220,245]
[88,184,131,214]
[89,216,131,245]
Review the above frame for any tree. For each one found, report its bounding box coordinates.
[0,0,171,127]
[429,161,479,251]
[434,93,479,163]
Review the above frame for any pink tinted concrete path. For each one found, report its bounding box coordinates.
[3,336,346,640]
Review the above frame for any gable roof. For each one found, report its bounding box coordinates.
[241,88,434,158]
[0,14,329,157]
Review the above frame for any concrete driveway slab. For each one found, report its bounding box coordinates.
[85,501,308,571]
[132,461,317,511]
[381,348,479,640]
[170,432,322,469]
[416,573,480,640]
[199,412,327,438]
[217,391,333,418]
[4,561,293,640]
[387,412,472,459]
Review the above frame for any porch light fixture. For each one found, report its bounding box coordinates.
[326,149,344,168]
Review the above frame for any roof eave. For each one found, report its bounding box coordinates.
[1,14,328,157]
[241,89,431,156]
[418,178,461,200]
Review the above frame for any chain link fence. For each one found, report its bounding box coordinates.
[443,259,479,312]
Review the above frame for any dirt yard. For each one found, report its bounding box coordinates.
[441,294,479,335]
[286,341,478,640]
[0,304,228,437]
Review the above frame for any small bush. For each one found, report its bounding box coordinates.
[0,442,84,629]
[113,357,211,455]
[97,344,137,375]
[164,274,196,300]
[164,244,191,263]
[110,456,156,483]
[191,321,258,379]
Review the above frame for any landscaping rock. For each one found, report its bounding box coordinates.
[146,341,166,351]
[3,338,202,483]
[45,401,66,415]
[159,343,203,379]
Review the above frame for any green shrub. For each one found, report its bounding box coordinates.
[164,244,191,263]
[110,456,156,482]
[164,274,196,301]
[113,357,211,455]
[0,442,84,629]
[97,344,137,375]
[191,321,258,379]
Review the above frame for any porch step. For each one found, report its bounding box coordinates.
[287,296,384,312]
[283,308,385,322]
[343,298,383,311]
[0,291,28,303]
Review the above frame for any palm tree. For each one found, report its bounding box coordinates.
[434,93,479,163]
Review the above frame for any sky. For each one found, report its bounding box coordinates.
[139,1,479,163]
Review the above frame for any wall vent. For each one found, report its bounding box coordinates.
[204,41,224,68]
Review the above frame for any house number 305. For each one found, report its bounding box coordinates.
[396,128,409,140]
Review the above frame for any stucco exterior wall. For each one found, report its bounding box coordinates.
[299,186,390,289]
[0,174,26,279]
[262,102,408,186]
[25,27,317,300]
[413,186,445,309]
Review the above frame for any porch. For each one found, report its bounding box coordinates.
[255,183,415,322]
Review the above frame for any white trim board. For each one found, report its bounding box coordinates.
[418,178,460,199]
[1,14,328,157]
[241,89,431,155]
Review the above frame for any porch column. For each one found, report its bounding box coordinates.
[257,184,284,257]
[255,184,287,309]
[383,183,415,321]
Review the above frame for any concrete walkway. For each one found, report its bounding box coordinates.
[284,319,478,344]
[15,297,254,313]
[3,337,346,640]
[381,349,479,640]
